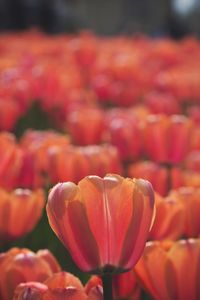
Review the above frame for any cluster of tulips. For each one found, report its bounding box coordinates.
[0,31,200,300]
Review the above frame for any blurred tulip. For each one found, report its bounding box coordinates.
[144,92,180,115]
[13,282,47,300]
[48,145,122,184]
[0,248,61,300]
[149,193,184,240]
[128,161,168,196]
[135,239,200,300]
[47,174,155,274]
[169,187,200,237]
[13,272,103,300]
[47,146,90,184]
[129,161,200,196]
[0,132,23,189]
[67,108,105,145]
[18,130,70,188]
[80,145,122,177]
[0,188,44,241]
[185,151,200,172]
[42,272,87,300]
[143,114,193,164]
[106,115,142,161]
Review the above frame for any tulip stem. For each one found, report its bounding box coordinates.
[102,273,113,300]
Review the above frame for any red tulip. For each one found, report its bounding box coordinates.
[46,174,155,274]
[106,115,142,161]
[13,272,103,300]
[169,187,200,237]
[135,239,200,300]
[143,114,193,164]
[0,132,23,189]
[79,145,122,177]
[0,248,61,300]
[67,108,105,145]
[149,193,184,240]
[128,161,168,196]
[0,188,44,241]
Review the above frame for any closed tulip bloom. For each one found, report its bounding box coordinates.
[128,161,168,196]
[0,248,61,300]
[169,187,200,237]
[0,188,45,241]
[0,132,23,189]
[135,239,200,300]
[13,272,103,300]
[149,193,184,240]
[143,114,193,164]
[46,174,155,274]
[67,108,105,145]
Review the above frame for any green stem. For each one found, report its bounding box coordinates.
[102,273,113,300]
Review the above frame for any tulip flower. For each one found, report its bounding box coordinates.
[13,272,103,300]
[106,114,143,161]
[0,132,23,189]
[143,114,193,164]
[0,188,45,241]
[47,174,155,300]
[67,108,105,145]
[169,187,200,237]
[149,193,184,240]
[79,145,122,177]
[128,161,168,196]
[0,248,61,300]
[135,238,200,300]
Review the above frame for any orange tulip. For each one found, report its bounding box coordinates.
[135,239,200,300]
[79,145,122,177]
[128,161,200,196]
[143,114,193,164]
[13,272,103,300]
[149,193,184,240]
[169,187,200,237]
[128,161,168,196]
[67,108,105,145]
[0,132,23,189]
[46,174,155,274]
[0,248,61,300]
[0,188,44,241]
[107,114,142,161]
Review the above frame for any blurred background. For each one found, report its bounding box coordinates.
[0,0,200,38]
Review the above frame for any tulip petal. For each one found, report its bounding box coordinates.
[119,179,154,269]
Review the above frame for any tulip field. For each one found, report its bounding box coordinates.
[0,31,200,300]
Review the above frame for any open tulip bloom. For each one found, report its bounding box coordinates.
[46,174,155,300]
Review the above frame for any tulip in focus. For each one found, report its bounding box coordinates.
[0,248,61,300]
[135,239,200,300]
[0,188,44,241]
[46,174,155,275]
